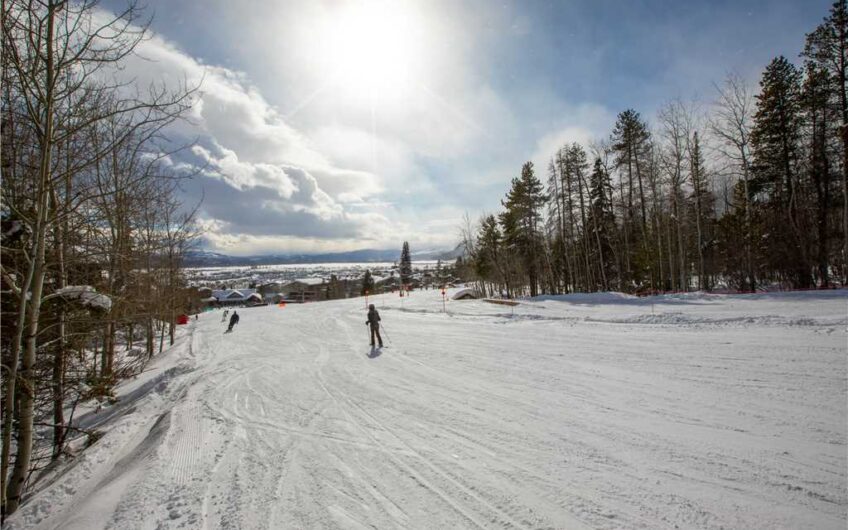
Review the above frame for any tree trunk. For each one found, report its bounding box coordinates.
[102,322,115,378]
[6,3,57,514]
[842,125,848,284]
[51,187,67,460]
[146,317,154,359]
[7,165,52,516]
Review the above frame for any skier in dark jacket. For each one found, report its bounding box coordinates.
[227,311,240,332]
[366,304,383,347]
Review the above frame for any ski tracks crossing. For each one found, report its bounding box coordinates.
[10,292,844,530]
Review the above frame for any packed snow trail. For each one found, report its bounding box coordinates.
[8,290,847,529]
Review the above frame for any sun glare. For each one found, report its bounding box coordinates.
[317,2,425,102]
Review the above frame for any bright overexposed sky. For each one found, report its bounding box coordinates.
[101,0,828,255]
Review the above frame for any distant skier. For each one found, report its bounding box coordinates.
[222,309,229,323]
[366,304,383,348]
[227,311,239,332]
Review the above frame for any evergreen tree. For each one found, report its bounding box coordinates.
[752,57,804,197]
[501,162,546,296]
[587,158,617,289]
[399,241,412,286]
[803,62,838,286]
[567,143,592,291]
[611,109,652,287]
[546,144,592,293]
[475,214,508,296]
[717,181,765,290]
[751,56,811,287]
[361,269,375,295]
[461,2,847,296]
[803,0,848,284]
[612,109,652,229]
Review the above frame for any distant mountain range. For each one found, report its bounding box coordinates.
[184,245,465,267]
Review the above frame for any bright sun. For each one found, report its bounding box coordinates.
[317,2,425,101]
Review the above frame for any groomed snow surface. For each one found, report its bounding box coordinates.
[8,290,847,529]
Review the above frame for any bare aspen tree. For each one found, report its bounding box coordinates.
[1,0,194,516]
[659,100,691,291]
[710,73,757,291]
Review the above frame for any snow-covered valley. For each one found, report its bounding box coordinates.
[8,290,847,529]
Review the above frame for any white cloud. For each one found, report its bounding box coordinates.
[530,103,616,170]
[191,144,297,198]
[97,3,615,254]
[98,23,403,252]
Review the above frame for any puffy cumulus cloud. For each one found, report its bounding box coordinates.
[195,202,400,256]
[96,4,616,255]
[185,149,391,245]
[199,231,391,257]
[94,15,401,253]
[108,29,314,162]
[119,32,384,200]
[195,69,329,171]
[279,166,344,221]
[191,144,296,199]
[179,0,519,200]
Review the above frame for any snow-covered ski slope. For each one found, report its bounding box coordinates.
[9,290,848,529]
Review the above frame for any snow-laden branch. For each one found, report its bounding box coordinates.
[46,285,112,312]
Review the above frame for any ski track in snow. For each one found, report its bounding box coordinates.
[6,290,848,529]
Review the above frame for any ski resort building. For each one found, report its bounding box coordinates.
[210,288,263,306]
[277,278,326,302]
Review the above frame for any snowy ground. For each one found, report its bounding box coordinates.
[8,290,847,529]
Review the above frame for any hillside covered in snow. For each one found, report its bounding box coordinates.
[7,290,847,529]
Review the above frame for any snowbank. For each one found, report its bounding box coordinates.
[451,287,478,300]
[531,291,638,304]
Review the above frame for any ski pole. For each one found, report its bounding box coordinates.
[380,323,392,344]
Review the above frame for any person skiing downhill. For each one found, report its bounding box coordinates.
[227,311,239,332]
[366,304,383,348]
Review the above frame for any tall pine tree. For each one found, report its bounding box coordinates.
[803,62,837,286]
[611,109,652,287]
[361,269,375,295]
[399,241,412,287]
[751,56,811,287]
[587,158,617,290]
[501,162,546,296]
[803,0,848,284]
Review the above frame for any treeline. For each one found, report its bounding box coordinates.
[462,2,848,298]
[1,1,197,518]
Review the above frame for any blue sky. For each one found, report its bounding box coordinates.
[103,0,828,255]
